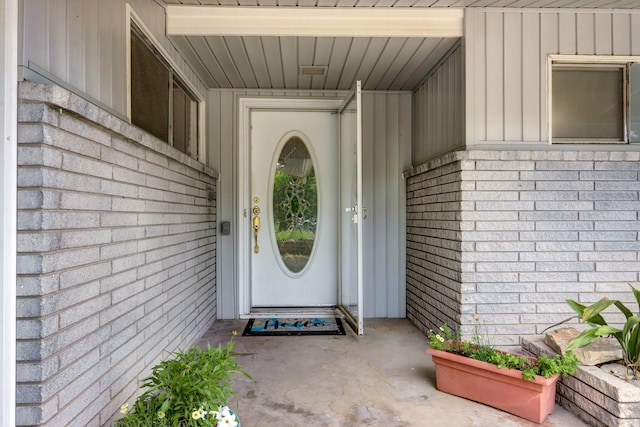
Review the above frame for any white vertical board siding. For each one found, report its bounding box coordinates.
[465,8,640,145]
[20,0,207,116]
[412,43,464,165]
[485,12,504,142]
[362,91,411,317]
[522,12,541,142]
[504,12,522,142]
[209,90,236,320]
[210,89,410,318]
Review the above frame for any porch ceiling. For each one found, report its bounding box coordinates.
[162,0,640,91]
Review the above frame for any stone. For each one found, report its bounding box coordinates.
[602,364,640,389]
[525,337,640,427]
[545,327,623,365]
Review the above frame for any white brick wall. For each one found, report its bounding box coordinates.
[15,83,218,426]
[407,149,640,348]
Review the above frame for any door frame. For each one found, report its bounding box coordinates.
[336,81,364,335]
[237,97,344,317]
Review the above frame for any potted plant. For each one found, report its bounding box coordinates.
[116,341,251,426]
[547,283,640,380]
[426,325,578,424]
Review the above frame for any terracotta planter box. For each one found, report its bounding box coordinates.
[426,347,559,424]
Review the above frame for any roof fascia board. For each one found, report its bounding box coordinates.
[166,6,464,38]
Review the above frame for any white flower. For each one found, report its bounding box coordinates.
[213,406,238,427]
[219,412,238,427]
[216,405,232,419]
[192,407,207,420]
[119,403,129,415]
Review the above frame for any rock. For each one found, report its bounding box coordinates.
[545,327,623,366]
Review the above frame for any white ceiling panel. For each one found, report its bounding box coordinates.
[243,37,271,87]
[261,37,284,88]
[170,34,459,90]
[163,1,639,91]
[392,37,454,89]
[281,37,300,88]
[337,38,370,89]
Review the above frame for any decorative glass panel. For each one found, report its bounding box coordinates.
[273,137,317,273]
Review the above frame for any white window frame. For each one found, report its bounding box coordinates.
[548,55,640,145]
[126,4,206,162]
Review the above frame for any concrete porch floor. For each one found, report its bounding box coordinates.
[197,318,588,427]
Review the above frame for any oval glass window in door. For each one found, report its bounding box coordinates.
[273,136,317,273]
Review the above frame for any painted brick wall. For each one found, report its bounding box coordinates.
[406,152,465,335]
[407,149,640,348]
[15,83,218,426]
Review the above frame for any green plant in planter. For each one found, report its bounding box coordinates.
[547,283,640,379]
[116,341,251,427]
[428,324,578,381]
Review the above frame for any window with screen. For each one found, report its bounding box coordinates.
[551,60,640,144]
[130,26,199,158]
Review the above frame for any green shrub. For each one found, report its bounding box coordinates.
[116,341,251,426]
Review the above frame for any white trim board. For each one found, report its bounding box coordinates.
[0,0,17,425]
[167,6,464,38]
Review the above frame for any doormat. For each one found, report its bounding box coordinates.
[242,317,346,336]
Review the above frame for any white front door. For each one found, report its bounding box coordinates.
[250,110,338,307]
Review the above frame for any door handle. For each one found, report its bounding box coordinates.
[252,205,261,253]
[346,206,368,223]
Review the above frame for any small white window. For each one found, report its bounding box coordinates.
[551,59,640,144]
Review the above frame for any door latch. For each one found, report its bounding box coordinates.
[345,206,367,223]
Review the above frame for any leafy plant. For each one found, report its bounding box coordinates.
[428,324,578,381]
[116,341,251,427]
[546,283,640,379]
[276,228,315,241]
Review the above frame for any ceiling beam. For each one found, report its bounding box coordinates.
[166,6,464,38]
